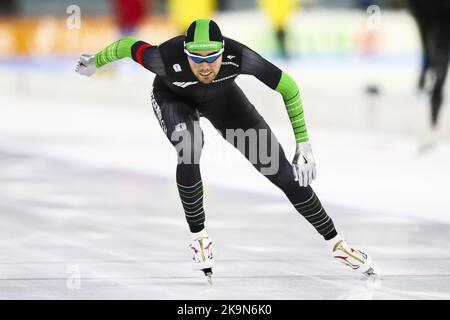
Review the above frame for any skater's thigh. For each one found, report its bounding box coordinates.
[151,87,202,141]
[222,112,294,182]
[435,24,450,72]
[239,118,294,181]
[151,87,204,164]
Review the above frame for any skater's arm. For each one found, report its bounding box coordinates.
[275,72,308,143]
[94,36,140,68]
[94,37,165,75]
[240,45,316,186]
[240,47,308,143]
[76,37,165,77]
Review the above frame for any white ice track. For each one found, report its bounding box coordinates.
[1,44,450,298]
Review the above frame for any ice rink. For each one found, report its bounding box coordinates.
[1,10,450,300]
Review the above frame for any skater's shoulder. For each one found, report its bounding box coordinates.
[223,37,246,52]
[158,35,185,50]
[157,35,187,64]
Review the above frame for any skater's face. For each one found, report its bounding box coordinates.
[187,50,222,84]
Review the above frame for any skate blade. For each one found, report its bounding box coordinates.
[363,267,382,289]
[202,268,213,285]
[362,267,381,280]
[206,273,213,285]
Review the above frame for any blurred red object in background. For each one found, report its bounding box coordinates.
[114,0,148,34]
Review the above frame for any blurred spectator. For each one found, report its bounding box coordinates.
[408,0,450,146]
[114,0,148,36]
[356,0,385,9]
[0,0,18,14]
[168,0,217,33]
[257,0,297,59]
[408,0,430,92]
[216,0,229,11]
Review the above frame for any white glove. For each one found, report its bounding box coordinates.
[75,54,96,77]
[292,141,317,187]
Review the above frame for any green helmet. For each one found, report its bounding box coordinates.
[184,19,224,52]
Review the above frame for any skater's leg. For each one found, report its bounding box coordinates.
[416,13,431,90]
[238,119,377,276]
[429,22,450,127]
[409,1,432,90]
[227,117,338,240]
[175,128,205,233]
[200,84,337,240]
[201,83,377,276]
[275,27,288,59]
[151,88,206,233]
[151,87,215,279]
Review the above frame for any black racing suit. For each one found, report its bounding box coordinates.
[122,36,337,240]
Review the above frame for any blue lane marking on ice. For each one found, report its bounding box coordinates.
[0,56,77,73]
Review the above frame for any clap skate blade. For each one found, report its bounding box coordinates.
[202,268,213,285]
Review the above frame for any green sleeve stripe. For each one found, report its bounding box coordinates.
[286,96,302,108]
[275,72,309,143]
[296,136,309,143]
[99,54,107,66]
[293,124,306,130]
[114,41,120,59]
[106,44,114,62]
[289,111,303,119]
[111,41,120,61]
[94,36,140,68]
[284,91,300,103]
[288,110,304,118]
[291,119,305,126]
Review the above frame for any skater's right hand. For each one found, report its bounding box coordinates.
[75,54,96,77]
[292,141,317,187]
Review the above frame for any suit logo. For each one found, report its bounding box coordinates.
[150,91,167,134]
[173,64,182,72]
[227,55,235,60]
[172,81,198,88]
[175,122,187,132]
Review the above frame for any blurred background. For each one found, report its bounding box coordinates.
[0,0,449,299]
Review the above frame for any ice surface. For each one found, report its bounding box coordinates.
[0,148,449,299]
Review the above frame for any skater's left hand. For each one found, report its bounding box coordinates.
[292,141,317,187]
